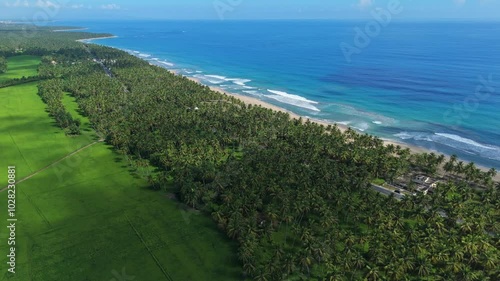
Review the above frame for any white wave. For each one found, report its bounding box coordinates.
[193,74,225,84]
[328,103,396,125]
[394,132,434,142]
[205,75,227,80]
[394,131,500,161]
[372,121,383,125]
[199,75,252,87]
[196,74,251,87]
[353,122,370,132]
[267,90,318,104]
[265,89,320,112]
[227,78,251,86]
[435,133,495,150]
[138,53,151,58]
[159,61,174,67]
[243,90,260,96]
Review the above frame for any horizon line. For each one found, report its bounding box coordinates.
[3,18,500,23]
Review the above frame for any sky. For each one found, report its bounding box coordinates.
[1,0,500,21]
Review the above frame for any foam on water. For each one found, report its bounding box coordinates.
[193,74,225,84]
[227,78,251,86]
[243,90,260,96]
[352,122,370,132]
[190,74,256,89]
[435,133,495,150]
[159,61,174,67]
[394,131,500,161]
[205,75,227,80]
[266,89,320,112]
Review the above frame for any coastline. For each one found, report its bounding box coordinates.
[81,37,499,182]
[76,35,118,42]
[53,28,89,32]
[185,76,435,152]
[185,76,499,181]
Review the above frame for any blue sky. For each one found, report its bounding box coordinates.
[1,0,499,20]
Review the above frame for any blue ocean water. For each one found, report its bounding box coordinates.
[56,20,500,169]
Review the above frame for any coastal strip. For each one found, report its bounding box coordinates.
[52,28,89,32]
[185,77,500,181]
[76,36,118,42]
[76,37,499,182]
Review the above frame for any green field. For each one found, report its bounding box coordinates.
[0,56,40,83]
[0,57,241,280]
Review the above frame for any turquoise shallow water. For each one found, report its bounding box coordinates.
[56,20,500,168]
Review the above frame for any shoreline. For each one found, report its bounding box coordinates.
[53,28,88,32]
[81,37,499,182]
[185,76,499,181]
[185,75,440,153]
[76,35,118,42]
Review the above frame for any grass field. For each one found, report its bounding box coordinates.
[0,57,241,280]
[0,56,40,83]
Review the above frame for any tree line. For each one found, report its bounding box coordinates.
[38,79,81,135]
[0,75,41,88]
[0,56,6,73]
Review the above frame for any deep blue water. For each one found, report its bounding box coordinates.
[54,20,500,169]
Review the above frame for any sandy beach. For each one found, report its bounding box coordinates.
[76,36,118,42]
[53,28,89,32]
[183,76,499,182]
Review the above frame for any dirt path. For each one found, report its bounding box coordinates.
[1,139,104,192]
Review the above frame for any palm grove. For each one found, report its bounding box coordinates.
[0,56,6,73]
[1,25,499,281]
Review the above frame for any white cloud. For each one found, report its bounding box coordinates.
[454,0,466,6]
[4,0,30,7]
[357,0,374,9]
[3,0,60,8]
[2,0,96,9]
[100,3,120,10]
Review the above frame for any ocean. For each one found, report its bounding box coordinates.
[53,20,500,169]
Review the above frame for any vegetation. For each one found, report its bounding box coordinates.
[1,23,498,280]
[38,79,81,135]
[0,55,40,83]
[0,26,240,281]
[0,56,6,73]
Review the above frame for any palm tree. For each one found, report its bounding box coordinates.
[299,255,312,276]
[443,161,455,175]
[455,161,465,175]
[253,270,269,281]
[464,162,478,182]
[365,265,381,281]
